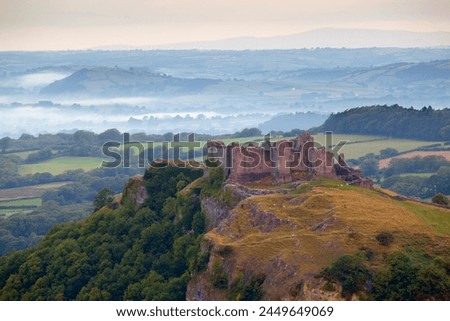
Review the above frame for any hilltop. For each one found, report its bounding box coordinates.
[189,175,450,300]
[315,104,450,141]
[0,163,448,300]
[41,67,221,97]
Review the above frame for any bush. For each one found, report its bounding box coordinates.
[320,254,370,298]
[322,282,336,292]
[228,273,265,301]
[431,193,449,206]
[375,232,394,246]
[212,260,228,289]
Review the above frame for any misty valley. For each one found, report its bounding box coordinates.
[0,48,449,302]
[1,48,450,137]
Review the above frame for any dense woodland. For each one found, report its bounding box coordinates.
[0,164,207,300]
[316,105,450,140]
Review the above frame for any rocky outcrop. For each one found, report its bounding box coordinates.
[121,175,148,208]
[201,197,232,230]
[334,165,373,188]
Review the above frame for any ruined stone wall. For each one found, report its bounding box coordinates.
[227,145,273,183]
[207,134,371,187]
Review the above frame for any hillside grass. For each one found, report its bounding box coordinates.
[19,157,103,175]
[399,201,450,235]
[206,179,450,299]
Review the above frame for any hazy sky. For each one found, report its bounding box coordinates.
[1,0,449,50]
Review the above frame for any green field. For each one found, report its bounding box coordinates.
[312,134,443,160]
[0,182,71,201]
[19,157,103,175]
[0,198,42,207]
[8,150,40,159]
[400,201,450,235]
[0,197,42,217]
[399,173,435,178]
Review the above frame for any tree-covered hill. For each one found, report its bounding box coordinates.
[315,105,450,140]
[0,163,205,300]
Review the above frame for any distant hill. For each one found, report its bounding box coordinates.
[149,28,450,50]
[259,112,328,133]
[41,67,221,97]
[277,59,450,85]
[316,105,450,140]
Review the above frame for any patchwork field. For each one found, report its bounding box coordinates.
[0,182,71,201]
[19,157,104,175]
[0,198,43,217]
[379,150,450,168]
[0,182,71,217]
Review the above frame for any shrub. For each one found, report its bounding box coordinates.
[375,232,394,246]
[212,260,228,289]
[320,254,370,298]
[228,273,265,301]
[431,193,449,206]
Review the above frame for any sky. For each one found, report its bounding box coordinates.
[1,0,450,50]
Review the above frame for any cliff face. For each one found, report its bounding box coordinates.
[188,179,450,300]
[121,175,148,207]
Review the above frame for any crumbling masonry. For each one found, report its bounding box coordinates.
[207,132,372,187]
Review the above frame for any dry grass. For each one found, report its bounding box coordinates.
[205,179,450,299]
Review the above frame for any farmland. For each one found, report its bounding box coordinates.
[220,134,443,160]
[0,182,71,201]
[379,150,450,168]
[0,198,42,217]
[0,182,70,217]
[19,157,104,175]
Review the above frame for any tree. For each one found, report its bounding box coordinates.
[0,137,12,153]
[379,148,398,159]
[360,158,380,178]
[440,125,450,140]
[98,129,122,143]
[431,193,449,206]
[233,128,262,138]
[93,188,114,211]
[321,254,370,298]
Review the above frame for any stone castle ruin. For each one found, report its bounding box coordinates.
[207,132,372,188]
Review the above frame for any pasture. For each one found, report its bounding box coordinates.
[19,157,103,175]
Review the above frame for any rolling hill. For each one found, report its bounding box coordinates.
[151,28,450,50]
[40,67,221,97]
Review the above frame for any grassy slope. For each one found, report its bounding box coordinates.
[204,179,450,299]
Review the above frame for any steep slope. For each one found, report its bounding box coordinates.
[0,165,448,300]
[188,178,450,300]
[0,163,205,300]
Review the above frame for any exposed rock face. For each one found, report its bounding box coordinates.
[207,132,372,187]
[334,165,373,188]
[201,197,232,230]
[121,175,148,208]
